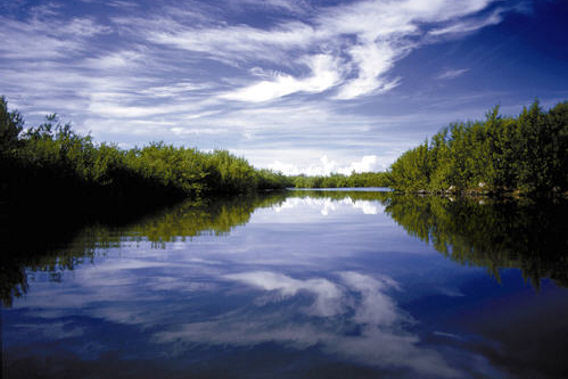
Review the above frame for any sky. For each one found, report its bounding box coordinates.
[1,0,567,175]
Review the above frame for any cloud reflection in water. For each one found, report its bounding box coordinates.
[5,194,511,377]
[272,197,382,216]
[155,271,459,377]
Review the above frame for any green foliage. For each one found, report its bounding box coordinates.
[0,96,24,153]
[256,168,293,190]
[291,171,391,189]
[1,99,291,214]
[389,142,430,191]
[388,100,568,195]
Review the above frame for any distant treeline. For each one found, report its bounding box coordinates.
[290,171,390,188]
[388,101,568,195]
[1,97,291,214]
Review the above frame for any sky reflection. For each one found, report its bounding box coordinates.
[155,271,466,378]
[3,193,567,378]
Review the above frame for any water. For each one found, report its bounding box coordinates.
[2,190,568,378]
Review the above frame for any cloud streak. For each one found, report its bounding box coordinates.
[0,0,524,173]
[144,0,499,101]
[437,68,470,80]
[221,54,342,102]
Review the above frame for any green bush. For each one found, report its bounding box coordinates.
[291,171,391,189]
[388,101,568,194]
[1,97,290,209]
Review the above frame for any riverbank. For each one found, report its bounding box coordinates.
[387,100,568,195]
[1,97,292,214]
[392,187,568,200]
[3,97,568,212]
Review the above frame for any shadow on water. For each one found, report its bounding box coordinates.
[2,189,567,306]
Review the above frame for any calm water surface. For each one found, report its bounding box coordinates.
[2,190,568,378]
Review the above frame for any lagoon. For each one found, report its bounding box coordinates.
[2,190,568,378]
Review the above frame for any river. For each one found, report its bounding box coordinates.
[2,189,567,378]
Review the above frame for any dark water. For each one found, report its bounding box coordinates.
[2,190,568,378]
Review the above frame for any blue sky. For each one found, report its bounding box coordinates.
[1,0,567,174]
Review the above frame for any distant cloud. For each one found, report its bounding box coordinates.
[437,68,470,80]
[106,0,139,8]
[233,0,311,15]
[221,54,342,102]
[428,9,504,37]
[272,197,383,216]
[267,154,382,176]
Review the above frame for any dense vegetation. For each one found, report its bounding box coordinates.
[286,100,568,195]
[291,171,390,188]
[6,97,566,198]
[388,101,568,195]
[1,97,291,214]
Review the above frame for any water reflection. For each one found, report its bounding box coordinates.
[381,195,568,288]
[1,193,287,306]
[155,271,460,377]
[2,190,568,377]
[273,196,382,216]
[3,191,568,306]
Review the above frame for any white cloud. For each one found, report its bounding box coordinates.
[230,0,311,15]
[0,15,111,59]
[429,9,504,36]
[352,200,381,215]
[13,321,85,340]
[138,82,215,97]
[272,197,384,216]
[141,0,500,101]
[0,0,515,173]
[268,154,382,176]
[437,68,470,80]
[222,54,342,102]
[83,50,143,70]
[106,0,139,8]
[334,43,402,100]
[62,17,112,37]
[347,155,381,173]
[226,271,344,316]
[147,21,316,63]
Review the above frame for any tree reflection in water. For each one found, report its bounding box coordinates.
[381,195,568,289]
[2,190,567,307]
[1,193,287,306]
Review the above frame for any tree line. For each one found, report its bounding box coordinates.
[1,96,292,215]
[388,100,568,195]
[3,97,567,201]
[282,100,568,195]
[290,171,390,189]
